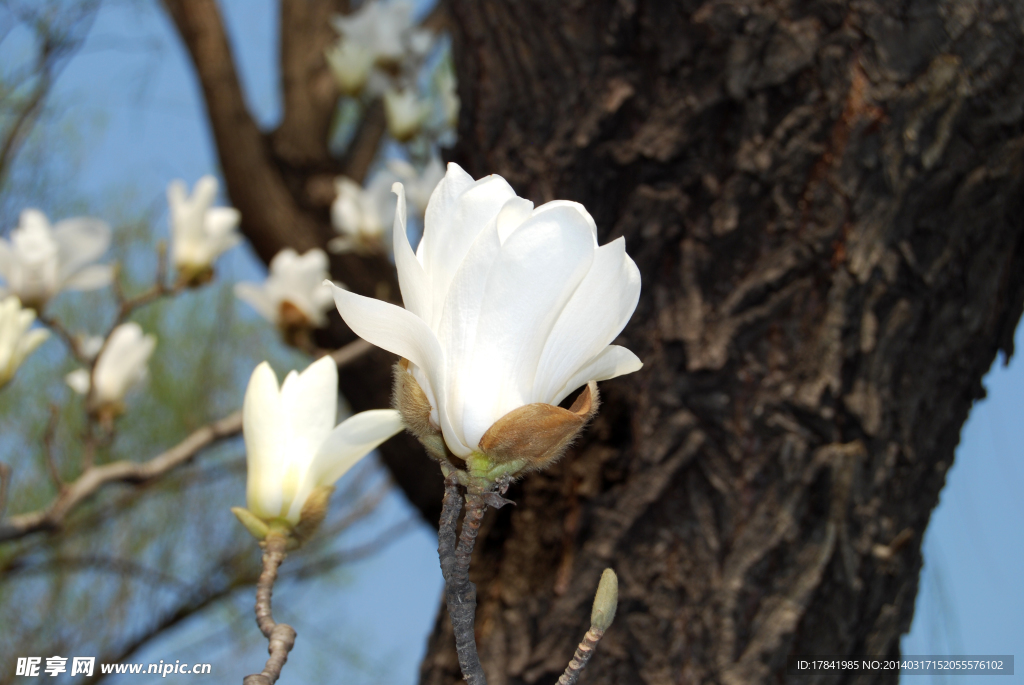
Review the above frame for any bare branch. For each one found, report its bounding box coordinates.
[272,0,348,166]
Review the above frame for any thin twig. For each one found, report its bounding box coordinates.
[0,462,10,521]
[243,530,297,685]
[37,313,89,364]
[557,628,606,685]
[438,475,488,685]
[42,405,64,492]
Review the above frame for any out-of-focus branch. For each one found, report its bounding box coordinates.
[0,410,242,542]
[0,462,10,521]
[160,0,324,264]
[272,0,348,166]
[3,554,190,593]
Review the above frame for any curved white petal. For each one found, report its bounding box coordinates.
[279,356,338,478]
[328,282,468,455]
[550,345,643,407]
[243,362,287,519]
[530,200,599,241]
[455,204,597,449]
[285,408,404,522]
[391,183,431,322]
[62,264,114,291]
[533,237,641,404]
[420,174,517,331]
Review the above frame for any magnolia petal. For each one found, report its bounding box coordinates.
[550,345,642,407]
[433,208,503,448]
[19,327,49,360]
[62,264,114,291]
[279,356,339,473]
[328,282,470,456]
[391,183,431,322]
[243,362,287,519]
[285,408,404,522]
[456,204,596,450]
[533,237,641,404]
[495,197,534,244]
[530,200,599,241]
[420,169,516,329]
[420,163,475,262]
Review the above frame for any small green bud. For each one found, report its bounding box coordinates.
[232,507,270,542]
[590,568,618,632]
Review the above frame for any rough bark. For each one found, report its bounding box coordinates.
[419,1,1024,684]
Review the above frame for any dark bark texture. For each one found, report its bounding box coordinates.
[419,1,1024,684]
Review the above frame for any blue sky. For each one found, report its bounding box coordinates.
[14,0,1022,682]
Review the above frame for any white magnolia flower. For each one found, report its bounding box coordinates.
[167,175,241,278]
[330,174,396,254]
[383,88,427,141]
[387,155,445,218]
[0,209,112,309]
[0,296,49,387]
[329,163,642,463]
[331,0,424,66]
[242,356,404,524]
[66,322,157,412]
[234,248,335,329]
[325,39,376,95]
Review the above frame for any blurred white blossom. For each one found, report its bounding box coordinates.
[0,296,49,388]
[330,174,396,254]
[384,88,427,141]
[66,322,157,416]
[167,175,241,280]
[234,248,335,331]
[325,40,376,95]
[240,356,403,525]
[0,209,112,310]
[327,0,433,96]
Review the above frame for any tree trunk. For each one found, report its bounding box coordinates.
[420,1,1024,683]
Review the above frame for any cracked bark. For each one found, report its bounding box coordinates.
[420,1,1024,684]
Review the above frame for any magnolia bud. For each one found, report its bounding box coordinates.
[590,568,618,632]
[478,382,599,472]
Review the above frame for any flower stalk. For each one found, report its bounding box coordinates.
[243,525,297,685]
